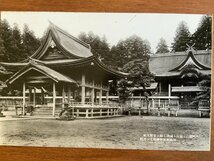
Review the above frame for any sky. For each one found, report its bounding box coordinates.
[1,12,206,53]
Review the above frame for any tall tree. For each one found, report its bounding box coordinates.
[155,38,169,54]
[110,35,151,69]
[0,19,15,62]
[192,15,212,50]
[0,32,6,62]
[22,24,40,58]
[171,21,191,52]
[11,24,24,62]
[78,31,110,62]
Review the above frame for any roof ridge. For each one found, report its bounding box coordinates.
[48,21,91,50]
[150,50,211,58]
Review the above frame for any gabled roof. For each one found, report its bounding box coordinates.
[29,22,93,60]
[6,60,78,85]
[149,50,211,77]
[169,50,211,71]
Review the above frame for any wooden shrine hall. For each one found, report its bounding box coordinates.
[1,22,127,118]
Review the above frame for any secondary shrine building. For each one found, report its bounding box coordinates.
[0,23,127,118]
[129,48,211,113]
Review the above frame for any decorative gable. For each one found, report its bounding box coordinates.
[169,51,211,72]
[40,46,68,61]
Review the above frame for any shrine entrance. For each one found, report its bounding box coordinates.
[6,61,78,116]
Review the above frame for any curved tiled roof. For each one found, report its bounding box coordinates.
[29,21,93,60]
[6,61,78,85]
[49,22,93,58]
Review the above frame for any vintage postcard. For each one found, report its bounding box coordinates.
[0,12,211,151]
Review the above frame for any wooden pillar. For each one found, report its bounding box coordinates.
[28,88,32,103]
[68,86,71,105]
[131,93,133,108]
[94,91,97,104]
[33,88,36,107]
[168,84,171,97]
[158,99,161,107]
[81,74,85,105]
[140,92,142,108]
[106,91,109,105]
[62,85,65,109]
[91,80,95,106]
[99,83,102,105]
[152,98,154,108]
[52,82,56,117]
[22,82,26,115]
[41,87,44,104]
[159,82,162,94]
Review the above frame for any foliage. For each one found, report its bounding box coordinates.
[155,38,169,54]
[117,58,154,103]
[22,24,41,58]
[109,35,151,69]
[117,78,132,103]
[180,64,211,105]
[192,15,212,50]
[78,31,110,63]
[171,21,191,52]
[0,20,40,62]
[195,74,211,102]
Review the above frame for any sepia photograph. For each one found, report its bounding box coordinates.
[0,12,211,151]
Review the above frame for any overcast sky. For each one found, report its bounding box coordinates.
[1,12,205,53]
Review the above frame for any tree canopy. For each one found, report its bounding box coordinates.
[78,31,110,62]
[109,35,151,69]
[171,21,191,52]
[0,20,40,62]
[155,38,169,54]
[192,15,212,50]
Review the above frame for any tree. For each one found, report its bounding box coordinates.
[0,32,6,62]
[0,19,15,62]
[11,24,24,62]
[78,31,110,63]
[155,38,169,54]
[0,21,41,62]
[171,21,191,52]
[192,73,211,106]
[110,35,151,69]
[192,15,212,50]
[117,55,154,114]
[22,24,41,58]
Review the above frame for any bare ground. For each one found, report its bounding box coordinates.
[0,116,211,151]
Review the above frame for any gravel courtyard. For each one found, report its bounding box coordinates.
[0,116,211,151]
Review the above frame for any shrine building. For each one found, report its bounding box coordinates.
[0,22,127,118]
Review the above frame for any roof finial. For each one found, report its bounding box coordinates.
[186,43,195,51]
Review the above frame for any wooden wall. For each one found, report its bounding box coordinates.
[0,0,213,161]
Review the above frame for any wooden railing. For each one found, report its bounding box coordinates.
[126,96,180,116]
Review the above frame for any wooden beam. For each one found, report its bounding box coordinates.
[52,82,56,117]
[22,82,26,115]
